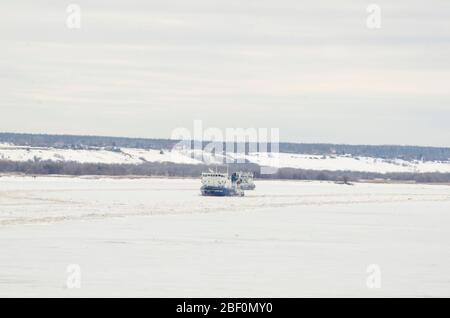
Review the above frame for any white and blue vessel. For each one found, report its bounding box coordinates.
[200,172,244,197]
[237,172,256,190]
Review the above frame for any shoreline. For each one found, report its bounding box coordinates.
[2,172,450,186]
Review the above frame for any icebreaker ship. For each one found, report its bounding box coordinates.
[200,172,244,196]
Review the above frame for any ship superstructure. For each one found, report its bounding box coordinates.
[237,172,256,190]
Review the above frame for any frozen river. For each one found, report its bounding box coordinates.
[0,176,449,297]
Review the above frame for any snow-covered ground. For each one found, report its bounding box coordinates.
[0,143,200,165]
[0,176,449,297]
[244,152,450,173]
[1,143,450,173]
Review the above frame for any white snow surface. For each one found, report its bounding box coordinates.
[1,143,450,173]
[0,176,450,297]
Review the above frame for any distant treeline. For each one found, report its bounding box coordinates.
[1,160,450,183]
[0,132,177,150]
[1,132,450,161]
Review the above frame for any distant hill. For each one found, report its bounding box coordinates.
[1,132,449,161]
[1,132,450,182]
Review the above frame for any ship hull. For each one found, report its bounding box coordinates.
[201,186,244,197]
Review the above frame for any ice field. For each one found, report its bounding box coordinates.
[0,176,449,297]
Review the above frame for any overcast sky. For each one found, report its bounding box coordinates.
[0,0,449,146]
